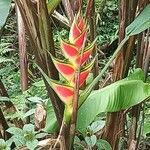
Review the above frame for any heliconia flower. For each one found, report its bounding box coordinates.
[60,39,78,60]
[51,54,75,81]
[60,39,96,68]
[49,12,96,105]
[69,16,86,43]
[70,58,95,87]
[75,40,96,67]
[50,80,74,105]
[51,55,95,86]
[69,15,87,50]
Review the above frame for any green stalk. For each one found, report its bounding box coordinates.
[47,0,61,14]
[79,36,129,106]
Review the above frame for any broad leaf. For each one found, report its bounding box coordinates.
[90,120,105,133]
[0,0,11,28]
[23,109,35,119]
[44,100,58,133]
[85,135,97,147]
[96,139,112,150]
[144,119,150,136]
[79,4,150,106]
[23,124,35,132]
[126,4,150,36]
[26,139,38,150]
[77,80,150,132]
[7,127,24,136]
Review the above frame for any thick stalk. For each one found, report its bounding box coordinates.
[0,107,11,139]
[62,0,74,24]
[102,0,138,149]
[16,6,28,92]
[69,70,80,149]
[128,1,149,149]
[87,0,99,89]
[16,5,30,123]
[54,105,72,149]
[143,29,150,76]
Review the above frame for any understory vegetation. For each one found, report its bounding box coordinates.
[0,0,150,150]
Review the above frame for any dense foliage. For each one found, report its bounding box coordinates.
[0,0,150,150]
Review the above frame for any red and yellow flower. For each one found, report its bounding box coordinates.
[50,13,96,105]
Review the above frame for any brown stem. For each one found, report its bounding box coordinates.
[143,29,150,77]
[62,0,74,24]
[0,79,12,108]
[70,0,82,13]
[128,1,149,148]
[69,71,80,150]
[15,0,64,126]
[103,0,138,149]
[0,107,11,140]
[86,0,99,89]
[16,6,28,92]
[54,121,69,150]
[16,5,30,124]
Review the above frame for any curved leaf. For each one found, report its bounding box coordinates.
[47,0,61,14]
[79,3,150,105]
[44,100,58,133]
[0,0,11,28]
[77,80,150,132]
[126,4,150,36]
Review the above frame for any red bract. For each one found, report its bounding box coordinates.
[51,81,74,105]
[50,13,96,105]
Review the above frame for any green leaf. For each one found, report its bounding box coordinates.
[144,119,150,136]
[35,133,48,139]
[26,139,38,150]
[126,4,150,36]
[44,100,58,133]
[5,138,13,147]
[0,57,13,64]
[7,127,24,136]
[79,4,150,105]
[23,124,35,132]
[85,135,97,147]
[125,68,144,81]
[23,109,35,119]
[90,120,105,133]
[74,137,83,150]
[0,139,6,149]
[27,96,43,103]
[77,80,150,132]
[0,97,10,102]
[47,0,61,14]
[96,139,112,150]
[0,0,11,28]
[11,135,26,147]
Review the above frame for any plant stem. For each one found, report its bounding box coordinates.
[15,0,64,126]
[0,107,11,139]
[54,105,72,149]
[69,71,80,149]
[79,36,129,106]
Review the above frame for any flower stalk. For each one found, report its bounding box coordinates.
[38,11,96,148]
